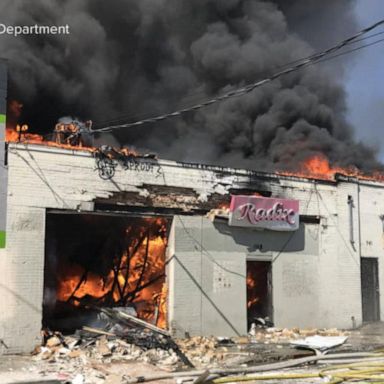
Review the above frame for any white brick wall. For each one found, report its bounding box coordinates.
[358,184,384,320]
[0,206,45,353]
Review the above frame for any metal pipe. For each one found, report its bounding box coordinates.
[124,352,384,383]
[348,195,354,245]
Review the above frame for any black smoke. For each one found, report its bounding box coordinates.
[1,0,381,171]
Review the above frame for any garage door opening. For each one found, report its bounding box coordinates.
[43,212,172,332]
[246,261,272,328]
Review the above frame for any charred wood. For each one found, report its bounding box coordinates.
[99,307,194,368]
[129,228,150,302]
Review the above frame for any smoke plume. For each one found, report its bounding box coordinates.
[0,0,381,171]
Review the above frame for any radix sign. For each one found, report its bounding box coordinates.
[228,195,299,231]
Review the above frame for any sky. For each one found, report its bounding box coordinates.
[346,0,384,161]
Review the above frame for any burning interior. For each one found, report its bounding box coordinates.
[43,212,172,332]
[246,261,272,329]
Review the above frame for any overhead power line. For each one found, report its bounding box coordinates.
[93,19,384,135]
[93,29,384,129]
[314,36,384,65]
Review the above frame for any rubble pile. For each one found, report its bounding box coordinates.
[176,328,350,368]
[31,331,184,384]
[36,327,349,366]
[177,337,228,367]
[29,307,193,383]
[35,333,241,374]
[2,322,383,384]
[35,331,182,368]
[28,322,351,383]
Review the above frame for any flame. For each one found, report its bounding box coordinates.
[5,128,20,142]
[56,217,169,328]
[155,283,168,329]
[4,101,138,155]
[4,100,95,152]
[57,265,113,301]
[279,155,384,182]
[246,272,259,309]
[4,101,384,181]
[5,127,96,152]
[6,100,26,142]
[5,124,140,155]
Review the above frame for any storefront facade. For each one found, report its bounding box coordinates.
[168,177,383,337]
[1,142,384,353]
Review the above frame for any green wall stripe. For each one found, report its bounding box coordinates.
[0,114,5,123]
[0,231,6,248]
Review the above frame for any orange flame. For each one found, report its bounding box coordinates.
[279,155,384,182]
[4,100,96,151]
[246,272,259,309]
[5,127,96,152]
[56,218,169,328]
[5,124,140,155]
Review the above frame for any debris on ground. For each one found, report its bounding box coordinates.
[246,326,349,344]
[290,335,348,351]
[30,326,351,382]
[1,322,383,384]
[36,307,193,372]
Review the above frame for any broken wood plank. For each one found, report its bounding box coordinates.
[82,326,116,337]
[99,307,194,368]
[118,309,170,336]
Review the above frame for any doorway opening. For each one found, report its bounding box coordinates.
[361,257,380,322]
[43,212,172,332]
[246,261,272,329]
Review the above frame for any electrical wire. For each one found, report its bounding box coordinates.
[176,180,316,271]
[93,19,384,134]
[314,36,384,66]
[8,22,384,136]
[93,29,384,129]
[176,216,246,279]
[314,185,360,268]
[14,32,382,140]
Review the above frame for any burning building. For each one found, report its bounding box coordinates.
[1,64,384,355]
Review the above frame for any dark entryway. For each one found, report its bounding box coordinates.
[43,212,172,331]
[246,261,272,328]
[361,257,380,322]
